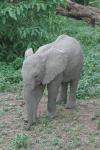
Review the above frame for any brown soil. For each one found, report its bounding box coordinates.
[0,92,100,150]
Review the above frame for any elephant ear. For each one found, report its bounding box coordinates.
[42,48,68,85]
[25,48,33,59]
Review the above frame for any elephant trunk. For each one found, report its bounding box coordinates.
[24,87,36,130]
[26,100,34,130]
[24,84,45,130]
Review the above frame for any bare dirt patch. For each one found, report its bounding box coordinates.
[0,92,100,150]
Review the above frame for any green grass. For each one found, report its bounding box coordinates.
[7,132,29,150]
[0,58,23,92]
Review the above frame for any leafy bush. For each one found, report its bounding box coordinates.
[11,132,28,149]
[0,58,23,92]
[0,0,66,61]
[0,58,23,83]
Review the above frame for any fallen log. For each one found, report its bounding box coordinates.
[55,0,100,26]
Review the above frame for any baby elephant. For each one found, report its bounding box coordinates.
[21,35,84,130]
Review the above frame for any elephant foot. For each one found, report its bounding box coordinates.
[24,116,36,123]
[48,111,58,119]
[65,101,76,109]
[26,122,33,131]
[24,116,28,123]
[56,97,66,105]
[56,98,62,105]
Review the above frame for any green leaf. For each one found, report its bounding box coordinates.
[37,4,40,11]
[2,17,6,24]
[20,5,23,11]
[1,9,4,15]
[53,0,56,2]
[31,1,35,8]
[9,10,17,20]
[31,30,34,36]
[23,4,28,9]
[27,42,32,49]
[10,36,13,41]
[61,0,67,8]
[23,30,26,38]
[40,3,46,10]
[17,8,20,15]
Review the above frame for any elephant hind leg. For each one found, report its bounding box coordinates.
[65,78,79,109]
[56,82,68,104]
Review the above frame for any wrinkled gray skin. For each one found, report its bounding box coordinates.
[21,35,84,130]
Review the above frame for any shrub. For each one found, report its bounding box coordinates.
[11,132,28,149]
[0,0,66,61]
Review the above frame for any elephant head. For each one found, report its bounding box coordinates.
[21,47,68,130]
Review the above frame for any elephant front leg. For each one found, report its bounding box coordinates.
[47,74,63,118]
[65,79,79,109]
[56,82,68,104]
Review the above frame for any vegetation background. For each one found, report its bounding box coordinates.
[0,0,100,99]
[0,0,100,149]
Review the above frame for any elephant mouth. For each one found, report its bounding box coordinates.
[35,81,42,88]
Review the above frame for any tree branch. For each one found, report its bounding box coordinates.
[55,0,100,26]
[89,1,100,4]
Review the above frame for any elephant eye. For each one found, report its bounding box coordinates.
[34,75,38,78]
